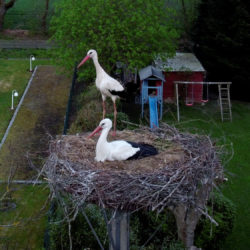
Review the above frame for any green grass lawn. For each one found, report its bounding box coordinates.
[0,59,57,249]
[160,100,250,250]
[0,184,49,249]
[0,58,52,140]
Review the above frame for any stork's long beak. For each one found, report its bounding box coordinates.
[87,126,102,139]
[77,55,90,68]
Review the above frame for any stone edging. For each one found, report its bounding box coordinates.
[0,66,38,151]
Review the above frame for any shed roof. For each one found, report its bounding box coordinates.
[154,52,205,72]
[139,65,165,81]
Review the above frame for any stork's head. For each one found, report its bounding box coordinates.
[99,118,112,130]
[77,49,97,69]
[87,118,112,139]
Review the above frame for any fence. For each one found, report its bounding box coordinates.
[63,65,78,135]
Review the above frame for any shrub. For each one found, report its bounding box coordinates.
[194,191,236,249]
[48,192,235,249]
[69,84,129,133]
[50,0,179,80]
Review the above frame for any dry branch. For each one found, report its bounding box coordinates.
[42,124,224,214]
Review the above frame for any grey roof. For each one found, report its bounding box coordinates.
[154,52,205,72]
[139,65,165,81]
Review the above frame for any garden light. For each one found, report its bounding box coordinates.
[11,90,18,110]
[30,55,36,72]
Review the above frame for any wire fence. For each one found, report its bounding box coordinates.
[63,65,78,135]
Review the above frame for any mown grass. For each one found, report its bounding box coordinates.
[0,59,70,249]
[159,100,250,250]
[0,184,49,249]
[0,59,52,140]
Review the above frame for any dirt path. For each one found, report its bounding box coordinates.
[0,66,71,179]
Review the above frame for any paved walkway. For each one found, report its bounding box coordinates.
[0,39,56,49]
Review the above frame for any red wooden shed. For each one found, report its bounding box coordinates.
[154,52,206,103]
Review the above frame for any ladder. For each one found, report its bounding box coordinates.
[218,83,232,122]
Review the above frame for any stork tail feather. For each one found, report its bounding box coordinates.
[126,141,158,160]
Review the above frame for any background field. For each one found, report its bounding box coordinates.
[4,0,59,32]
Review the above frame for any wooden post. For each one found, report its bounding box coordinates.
[169,184,211,249]
[175,82,180,122]
[109,211,130,250]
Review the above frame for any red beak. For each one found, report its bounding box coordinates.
[77,55,90,68]
[87,126,102,139]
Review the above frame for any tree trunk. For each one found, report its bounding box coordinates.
[169,184,212,249]
[0,0,16,32]
[0,1,6,32]
[42,0,50,34]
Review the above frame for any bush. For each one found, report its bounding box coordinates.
[68,84,130,133]
[49,203,108,250]
[194,192,236,249]
[50,0,179,79]
[48,192,235,249]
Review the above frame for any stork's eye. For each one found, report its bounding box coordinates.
[101,123,105,127]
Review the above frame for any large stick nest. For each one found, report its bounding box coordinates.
[43,124,223,213]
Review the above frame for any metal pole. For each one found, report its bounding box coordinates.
[11,91,14,110]
[175,83,180,122]
[30,56,32,72]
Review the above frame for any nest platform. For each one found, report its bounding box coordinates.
[43,125,223,213]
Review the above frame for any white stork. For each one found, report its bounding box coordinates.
[78,49,124,135]
[87,118,158,162]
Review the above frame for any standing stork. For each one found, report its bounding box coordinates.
[78,49,124,135]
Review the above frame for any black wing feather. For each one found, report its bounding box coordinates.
[109,89,126,98]
[126,141,158,160]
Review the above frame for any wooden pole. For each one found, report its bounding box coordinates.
[109,210,130,250]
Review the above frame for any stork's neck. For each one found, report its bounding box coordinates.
[97,127,110,147]
[93,56,105,77]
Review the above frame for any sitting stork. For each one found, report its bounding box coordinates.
[87,118,158,162]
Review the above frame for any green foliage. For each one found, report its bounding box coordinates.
[195,192,236,249]
[49,192,235,249]
[193,0,250,100]
[50,0,179,79]
[49,203,108,249]
[130,209,182,249]
[68,84,129,133]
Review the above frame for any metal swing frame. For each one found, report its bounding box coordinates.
[174,81,232,122]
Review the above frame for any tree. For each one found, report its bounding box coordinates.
[193,0,250,100]
[50,0,180,79]
[0,0,16,31]
[42,0,50,34]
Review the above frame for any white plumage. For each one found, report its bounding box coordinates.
[87,118,158,162]
[78,49,124,135]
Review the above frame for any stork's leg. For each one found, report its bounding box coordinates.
[113,101,117,136]
[102,100,106,119]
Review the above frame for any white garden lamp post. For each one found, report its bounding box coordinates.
[11,90,18,110]
[30,55,36,72]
